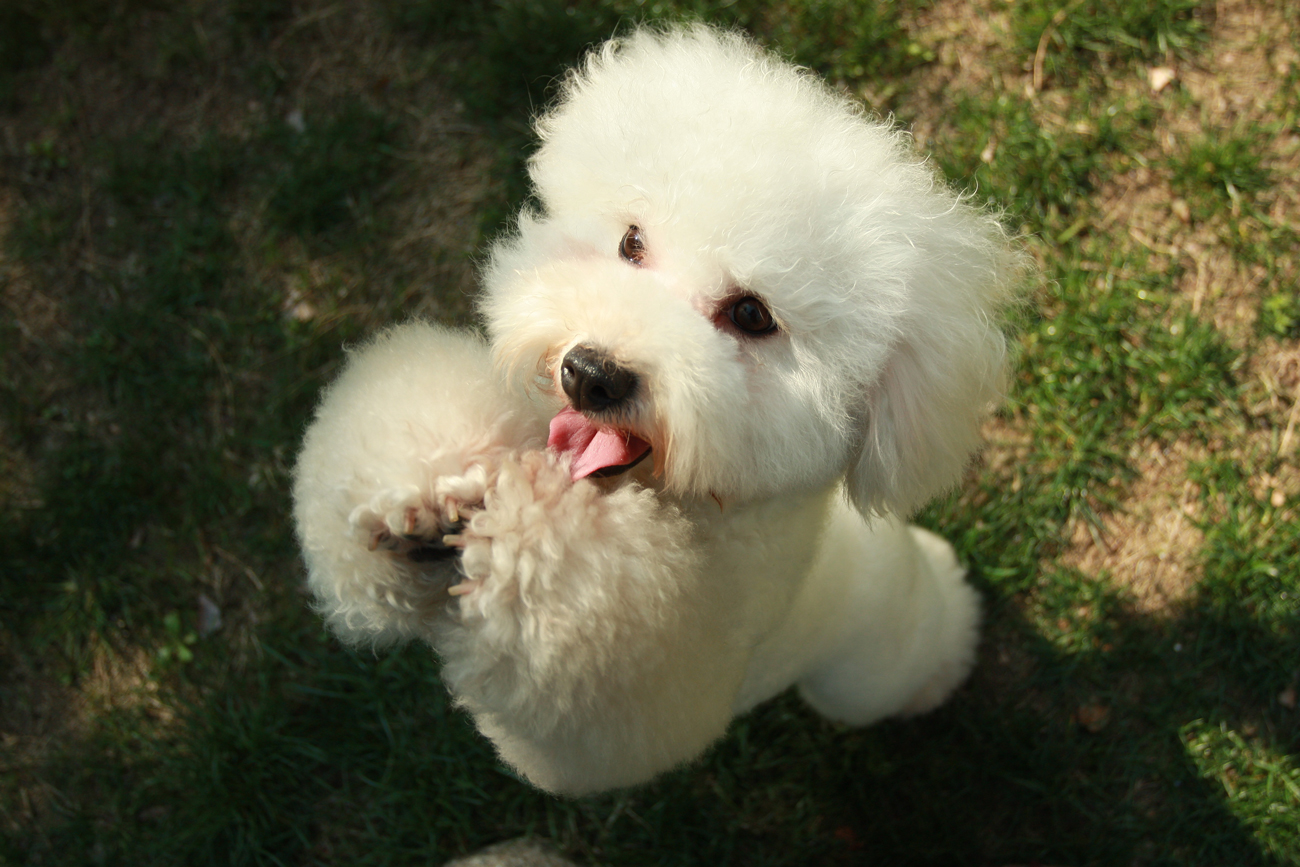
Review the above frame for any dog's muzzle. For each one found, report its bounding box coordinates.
[560,345,638,412]
[550,345,651,480]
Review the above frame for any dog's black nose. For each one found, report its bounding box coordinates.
[560,345,637,411]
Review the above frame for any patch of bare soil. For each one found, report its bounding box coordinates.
[0,636,167,834]
[1058,439,1207,611]
[1248,338,1300,457]
[1176,0,1299,129]
[904,0,1016,151]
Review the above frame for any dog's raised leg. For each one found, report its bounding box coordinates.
[293,323,751,794]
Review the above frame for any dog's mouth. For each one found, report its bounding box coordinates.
[548,406,652,481]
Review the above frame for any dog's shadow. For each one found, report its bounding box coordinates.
[547,573,1298,867]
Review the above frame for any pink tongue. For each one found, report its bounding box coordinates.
[548,407,651,480]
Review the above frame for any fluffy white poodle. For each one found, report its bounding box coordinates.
[293,25,1019,796]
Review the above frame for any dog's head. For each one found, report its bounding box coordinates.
[482,26,1020,515]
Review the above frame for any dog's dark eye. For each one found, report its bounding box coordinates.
[619,225,646,265]
[728,296,777,335]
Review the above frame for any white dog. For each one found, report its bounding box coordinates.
[293,25,1019,796]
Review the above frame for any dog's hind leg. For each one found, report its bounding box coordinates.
[890,526,982,716]
[776,505,980,726]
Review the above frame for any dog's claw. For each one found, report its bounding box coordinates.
[379,514,466,565]
[352,476,487,573]
[368,528,392,552]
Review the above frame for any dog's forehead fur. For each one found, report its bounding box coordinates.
[523,27,979,353]
[532,28,901,211]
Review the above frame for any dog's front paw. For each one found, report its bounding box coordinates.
[348,465,494,579]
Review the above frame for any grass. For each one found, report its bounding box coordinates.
[1,0,1297,865]
[262,102,398,238]
[1012,0,1212,86]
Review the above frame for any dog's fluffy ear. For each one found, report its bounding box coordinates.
[847,216,1022,519]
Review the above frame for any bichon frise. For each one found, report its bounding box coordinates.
[293,25,1020,796]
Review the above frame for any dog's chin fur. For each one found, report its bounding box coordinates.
[293,25,1021,796]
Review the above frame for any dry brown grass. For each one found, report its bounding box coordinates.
[1249,339,1300,456]
[905,0,1015,152]
[1094,0,1299,343]
[240,1,497,325]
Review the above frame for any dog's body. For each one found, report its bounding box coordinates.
[293,26,1019,796]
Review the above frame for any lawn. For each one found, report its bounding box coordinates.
[1,0,1297,864]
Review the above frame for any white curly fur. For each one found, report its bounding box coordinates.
[293,25,1020,796]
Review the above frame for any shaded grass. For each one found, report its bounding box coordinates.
[0,107,382,682]
[1,0,1297,865]
[387,0,929,115]
[383,0,932,234]
[0,7,51,75]
[263,102,398,239]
